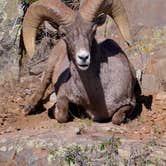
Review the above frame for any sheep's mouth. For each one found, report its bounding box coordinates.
[78,64,89,70]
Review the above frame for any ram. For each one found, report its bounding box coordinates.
[23,0,136,125]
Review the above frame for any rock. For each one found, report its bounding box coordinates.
[154,59,166,81]
[0,146,7,152]
[145,48,166,91]
[0,0,23,85]
[136,69,143,83]
[49,93,57,103]
[122,0,166,27]
[145,55,166,77]
[74,127,82,135]
[141,74,160,94]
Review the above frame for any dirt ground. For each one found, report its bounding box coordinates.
[0,78,165,140]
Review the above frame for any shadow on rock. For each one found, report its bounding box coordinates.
[129,80,153,120]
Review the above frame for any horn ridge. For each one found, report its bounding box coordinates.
[23,0,75,58]
[79,0,132,45]
[79,0,105,22]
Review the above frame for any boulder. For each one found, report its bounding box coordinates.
[145,48,166,92]
[0,0,23,85]
[141,74,160,94]
[122,0,166,27]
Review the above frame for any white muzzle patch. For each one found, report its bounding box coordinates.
[76,49,90,70]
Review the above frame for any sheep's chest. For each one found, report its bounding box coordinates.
[70,64,111,112]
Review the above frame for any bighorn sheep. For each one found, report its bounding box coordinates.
[23,0,136,125]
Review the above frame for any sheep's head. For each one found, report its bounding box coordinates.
[59,15,104,70]
[23,0,132,70]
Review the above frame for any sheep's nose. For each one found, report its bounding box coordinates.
[76,49,90,63]
[76,49,91,70]
[78,54,89,62]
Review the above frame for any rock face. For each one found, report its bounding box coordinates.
[123,0,166,27]
[141,74,160,94]
[0,0,23,85]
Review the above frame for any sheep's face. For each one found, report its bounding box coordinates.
[60,16,98,71]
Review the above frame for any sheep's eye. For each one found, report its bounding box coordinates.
[58,26,67,37]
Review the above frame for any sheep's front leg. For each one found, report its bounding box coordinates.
[23,69,53,115]
[54,96,69,123]
[112,105,133,125]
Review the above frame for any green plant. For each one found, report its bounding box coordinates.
[64,145,87,166]
[24,0,37,5]
[99,136,121,153]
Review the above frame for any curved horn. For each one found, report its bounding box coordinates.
[23,0,75,58]
[79,0,132,46]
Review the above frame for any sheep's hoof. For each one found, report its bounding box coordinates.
[23,104,35,116]
[54,108,68,123]
[112,112,125,125]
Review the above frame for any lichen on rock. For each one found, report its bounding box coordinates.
[0,0,23,85]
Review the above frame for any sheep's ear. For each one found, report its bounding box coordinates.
[94,14,107,26]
